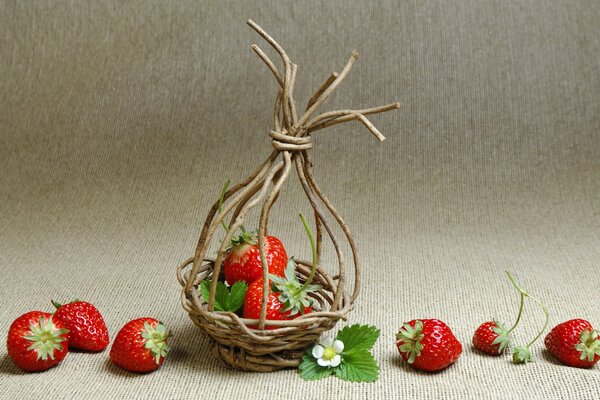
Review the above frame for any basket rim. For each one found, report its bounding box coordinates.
[177,256,353,333]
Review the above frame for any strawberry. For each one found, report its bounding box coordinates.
[242,277,313,330]
[473,321,510,355]
[242,215,323,329]
[396,319,462,372]
[6,311,69,372]
[472,272,550,365]
[544,319,600,368]
[52,300,109,351]
[223,227,287,285]
[109,318,171,373]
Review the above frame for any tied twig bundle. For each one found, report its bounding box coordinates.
[177,19,399,371]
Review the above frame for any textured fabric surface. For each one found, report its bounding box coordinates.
[1,1,599,399]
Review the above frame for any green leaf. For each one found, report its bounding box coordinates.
[200,280,223,310]
[200,279,247,312]
[214,282,229,311]
[226,281,248,311]
[336,324,380,353]
[335,350,379,382]
[299,351,334,381]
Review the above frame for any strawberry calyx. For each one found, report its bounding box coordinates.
[396,320,425,364]
[141,321,172,364]
[575,330,600,362]
[270,259,321,316]
[23,316,69,361]
[229,226,257,249]
[512,345,533,364]
[491,320,511,354]
[270,214,322,316]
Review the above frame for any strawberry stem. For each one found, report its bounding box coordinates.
[505,271,550,363]
[298,213,318,292]
[524,294,549,348]
[504,272,525,335]
[218,179,231,233]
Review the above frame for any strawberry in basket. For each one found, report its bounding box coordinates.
[243,215,322,330]
[223,227,288,286]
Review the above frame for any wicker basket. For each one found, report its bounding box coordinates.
[177,19,398,372]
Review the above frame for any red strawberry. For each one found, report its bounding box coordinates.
[242,215,322,330]
[6,311,69,372]
[473,321,510,355]
[110,318,171,373]
[544,319,600,368]
[223,228,287,285]
[243,277,313,330]
[396,319,462,372]
[52,300,109,351]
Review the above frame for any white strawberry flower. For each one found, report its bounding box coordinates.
[312,337,344,367]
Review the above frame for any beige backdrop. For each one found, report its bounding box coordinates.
[1,1,599,399]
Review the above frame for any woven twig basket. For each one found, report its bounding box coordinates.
[177,20,399,372]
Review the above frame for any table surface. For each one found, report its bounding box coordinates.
[1,1,599,399]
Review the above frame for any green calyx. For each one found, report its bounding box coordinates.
[270,259,321,316]
[512,345,533,364]
[229,226,257,249]
[491,320,511,354]
[270,214,322,316]
[23,316,69,361]
[396,320,425,364]
[576,330,600,362]
[141,322,172,364]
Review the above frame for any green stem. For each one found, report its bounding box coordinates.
[218,179,231,233]
[525,294,549,348]
[505,271,525,334]
[298,213,318,292]
[506,293,525,334]
[505,271,525,294]
[505,271,550,349]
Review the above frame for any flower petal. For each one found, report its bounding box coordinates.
[330,355,341,367]
[320,337,334,347]
[312,345,324,359]
[317,358,331,367]
[333,340,344,353]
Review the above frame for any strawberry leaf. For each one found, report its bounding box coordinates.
[200,280,247,312]
[225,281,248,312]
[336,324,380,353]
[214,282,229,311]
[299,351,334,381]
[335,350,379,382]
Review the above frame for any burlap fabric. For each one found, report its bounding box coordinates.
[1,1,598,399]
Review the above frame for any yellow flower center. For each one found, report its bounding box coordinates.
[323,347,336,360]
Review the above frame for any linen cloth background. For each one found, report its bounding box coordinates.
[1,1,599,399]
